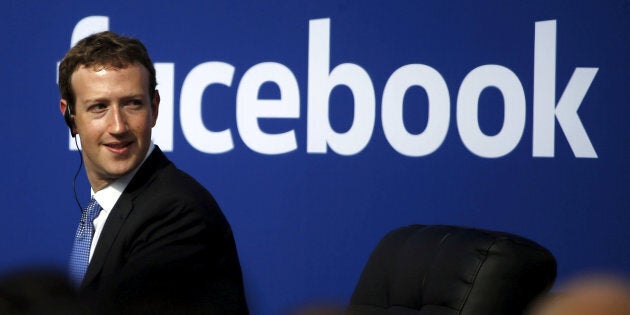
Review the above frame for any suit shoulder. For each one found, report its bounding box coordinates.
[125,163,226,226]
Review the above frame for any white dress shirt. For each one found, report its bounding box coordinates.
[88,143,155,262]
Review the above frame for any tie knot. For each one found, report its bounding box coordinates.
[84,197,102,222]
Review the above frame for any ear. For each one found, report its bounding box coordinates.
[60,99,77,136]
[151,90,160,127]
[59,99,69,116]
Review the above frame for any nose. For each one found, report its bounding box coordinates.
[109,106,129,135]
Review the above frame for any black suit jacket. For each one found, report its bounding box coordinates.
[80,147,248,314]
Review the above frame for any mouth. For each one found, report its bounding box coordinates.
[104,141,133,154]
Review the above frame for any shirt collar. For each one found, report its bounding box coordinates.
[91,142,155,212]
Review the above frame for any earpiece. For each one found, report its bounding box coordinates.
[64,104,76,137]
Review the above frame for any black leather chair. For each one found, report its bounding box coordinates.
[347,225,556,315]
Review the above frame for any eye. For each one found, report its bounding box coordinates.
[127,99,144,108]
[88,103,107,112]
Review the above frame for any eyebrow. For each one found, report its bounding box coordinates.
[81,93,147,104]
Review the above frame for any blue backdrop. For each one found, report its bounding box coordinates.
[1,1,628,314]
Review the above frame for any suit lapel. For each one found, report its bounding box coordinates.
[81,147,171,289]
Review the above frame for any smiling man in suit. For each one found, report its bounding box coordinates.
[58,31,248,314]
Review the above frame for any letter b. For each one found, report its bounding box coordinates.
[307,18,375,156]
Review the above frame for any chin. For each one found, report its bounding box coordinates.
[106,161,142,178]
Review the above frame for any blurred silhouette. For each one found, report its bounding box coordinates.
[529,273,630,315]
[0,268,87,315]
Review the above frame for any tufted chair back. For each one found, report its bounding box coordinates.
[347,225,557,315]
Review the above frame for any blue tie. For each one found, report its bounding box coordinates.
[69,197,102,286]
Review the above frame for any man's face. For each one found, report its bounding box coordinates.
[61,63,159,191]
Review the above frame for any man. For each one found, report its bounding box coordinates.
[58,31,248,314]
